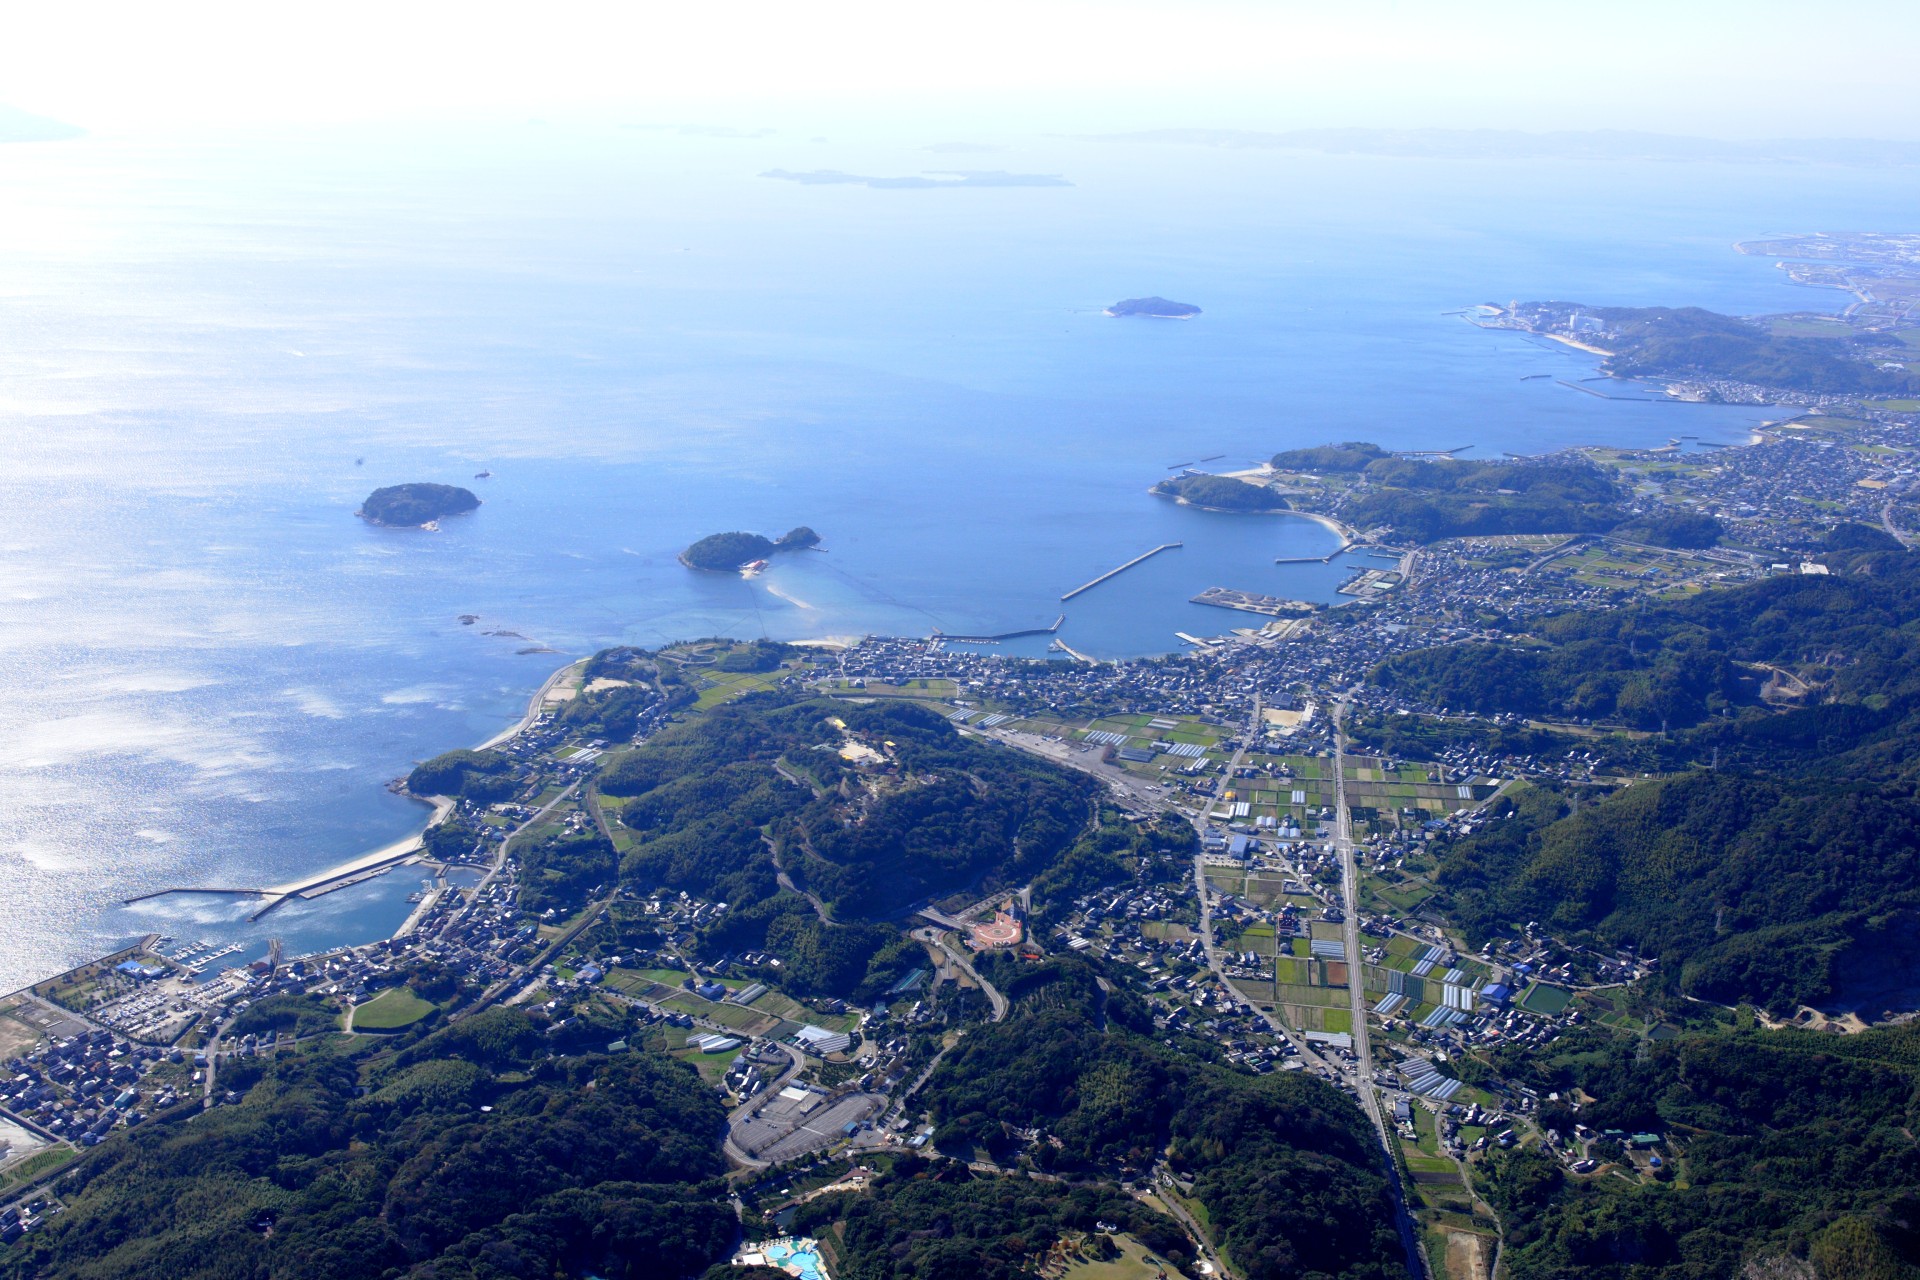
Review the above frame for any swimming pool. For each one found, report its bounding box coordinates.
[738,1236,830,1280]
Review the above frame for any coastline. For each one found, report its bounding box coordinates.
[1541,332,1615,358]
[137,657,589,921]
[1153,489,1357,543]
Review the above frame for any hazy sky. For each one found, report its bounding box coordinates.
[5,0,1918,138]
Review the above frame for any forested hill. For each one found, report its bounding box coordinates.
[586,694,1095,999]
[1334,453,1625,542]
[910,958,1406,1280]
[1373,546,1920,742]
[1439,775,1920,1013]
[1576,303,1920,397]
[1376,552,1920,1012]
[1481,1019,1920,1278]
[0,1010,737,1280]
[1151,472,1292,511]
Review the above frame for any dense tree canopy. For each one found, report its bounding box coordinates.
[920,963,1403,1280]
[1581,303,1920,396]
[1271,441,1390,472]
[1343,456,1625,542]
[1482,1022,1920,1279]
[1151,473,1292,511]
[2,1025,735,1280]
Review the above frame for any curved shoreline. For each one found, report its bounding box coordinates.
[1152,490,1357,543]
[135,657,588,918]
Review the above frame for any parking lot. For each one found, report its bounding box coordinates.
[732,1090,885,1163]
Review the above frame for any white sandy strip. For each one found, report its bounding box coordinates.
[260,658,587,897]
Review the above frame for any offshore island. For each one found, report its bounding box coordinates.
[679,525,822,571]
[357,482,481,528]
[1106,295,1201,318]
[19,238,1920,1280]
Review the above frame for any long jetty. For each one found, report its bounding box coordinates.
[1061,543,1182,601]
[122,886,264,904]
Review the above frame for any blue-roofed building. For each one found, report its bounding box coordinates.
[887,968,929,997]
[1481,982,1513,1003]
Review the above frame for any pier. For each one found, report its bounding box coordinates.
[1191,587,1319,618]
[1061,543,1182,601]
[1557,379,1653,402]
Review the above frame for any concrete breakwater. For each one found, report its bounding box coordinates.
[1061,543,1183,601]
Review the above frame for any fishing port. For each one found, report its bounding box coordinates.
[1189,586,1321,617]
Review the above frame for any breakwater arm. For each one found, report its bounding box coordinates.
[1061,543,1182,601]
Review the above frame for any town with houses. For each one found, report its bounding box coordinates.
[6,389,1920,1273]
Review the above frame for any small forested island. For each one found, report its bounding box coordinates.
[680,525,822,571]
[1106,296,1201,319]
[1152,472,1289,511]
[358,482,481,528]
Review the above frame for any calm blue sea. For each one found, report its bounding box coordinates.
[2,120,1913,987]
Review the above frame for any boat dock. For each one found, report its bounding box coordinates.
[1061,543,1182,601]
[1191,587,1320,618]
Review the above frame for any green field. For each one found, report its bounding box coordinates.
[352,987,435,1030]
[1519,983,1572,1016]
[748,988,858,1032]
[0,1147,75,1195]
[1059,1233,1181,1280]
